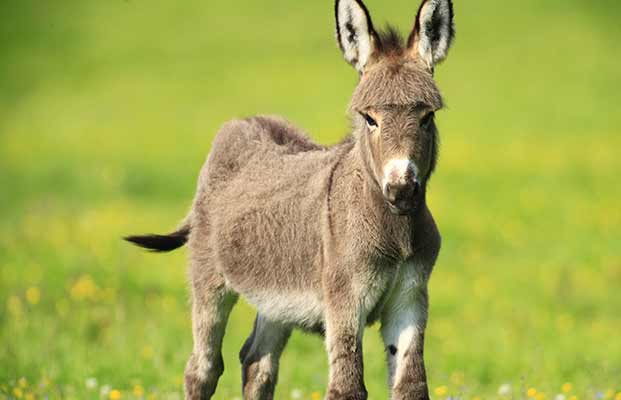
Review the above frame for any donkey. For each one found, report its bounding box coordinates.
[126,0,455,399]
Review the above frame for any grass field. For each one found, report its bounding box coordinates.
[1,0,620,399]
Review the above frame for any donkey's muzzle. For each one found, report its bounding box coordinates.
[384,180,421,214]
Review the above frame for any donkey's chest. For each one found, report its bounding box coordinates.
[363,258,432,325]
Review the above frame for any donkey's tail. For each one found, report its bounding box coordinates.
[124,214,192,253]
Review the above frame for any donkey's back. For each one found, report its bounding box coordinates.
[212,116,323,165]
[201,114,336,218]
[199,115,328,200]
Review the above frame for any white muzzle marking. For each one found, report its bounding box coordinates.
[383,159,418,191]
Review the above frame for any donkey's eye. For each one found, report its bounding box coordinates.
[421,112,435,128]
[361,113,378,129]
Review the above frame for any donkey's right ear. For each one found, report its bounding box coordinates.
[407,0,455,71]
[335,0,379,74]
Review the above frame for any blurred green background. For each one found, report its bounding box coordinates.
[1,0,620,399]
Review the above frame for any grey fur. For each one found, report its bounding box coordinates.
[128,1,455,399]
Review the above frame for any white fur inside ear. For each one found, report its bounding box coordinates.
[417,0,454,67]
[336,0,374,72]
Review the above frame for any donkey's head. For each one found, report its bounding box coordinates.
[335,0,454,215]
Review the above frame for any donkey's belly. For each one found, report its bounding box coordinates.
[243,288,324,330]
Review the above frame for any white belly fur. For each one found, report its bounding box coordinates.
[239,261,429,331]
[245,290,324,328]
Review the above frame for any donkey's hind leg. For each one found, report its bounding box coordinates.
[239,314,292,400]
[184,267,238,400]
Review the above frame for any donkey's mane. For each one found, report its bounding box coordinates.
[377,25,405,56]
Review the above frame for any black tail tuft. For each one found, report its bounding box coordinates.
[124,226,190,252]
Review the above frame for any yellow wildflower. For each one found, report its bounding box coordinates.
[13,387,23,398]
[434,386,448,396]
[568,396,578,400]
[109,389,121,399]
[25,287,40,305]
[70,275,99,301]
[311,391,322,400]
[614,392,621,400]
[603,389,613,399]
[527,388,537,397]
[536,392,546,400]
[133,385,144,397]
[562,383,573,393]
[473,396,481,400]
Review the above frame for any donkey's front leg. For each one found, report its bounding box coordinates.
[381,279,430,400]
[324,275,367,400]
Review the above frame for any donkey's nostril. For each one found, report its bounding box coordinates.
[384,183,396,202]
[383,179,422,214]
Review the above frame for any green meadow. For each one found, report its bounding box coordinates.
[1,0,620,399]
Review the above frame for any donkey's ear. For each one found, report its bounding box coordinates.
[407,0,455,70]
[335,0,379,73]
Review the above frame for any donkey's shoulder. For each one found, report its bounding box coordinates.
[202,116,328,192]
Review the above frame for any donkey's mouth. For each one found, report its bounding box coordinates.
[385,200,416,216]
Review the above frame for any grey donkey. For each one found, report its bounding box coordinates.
[126,0,455,399]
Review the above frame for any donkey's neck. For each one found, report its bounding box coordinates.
[328,135,429,261]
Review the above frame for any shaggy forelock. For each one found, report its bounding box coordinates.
[376,25,405,56]
[349,59,443,111]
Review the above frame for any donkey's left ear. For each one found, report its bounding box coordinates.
[407,0,455,71]
[335,0,379,73]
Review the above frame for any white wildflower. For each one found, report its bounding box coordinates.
[100,384,111,397]
[498,383,512,396]
[85,377,98,390]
